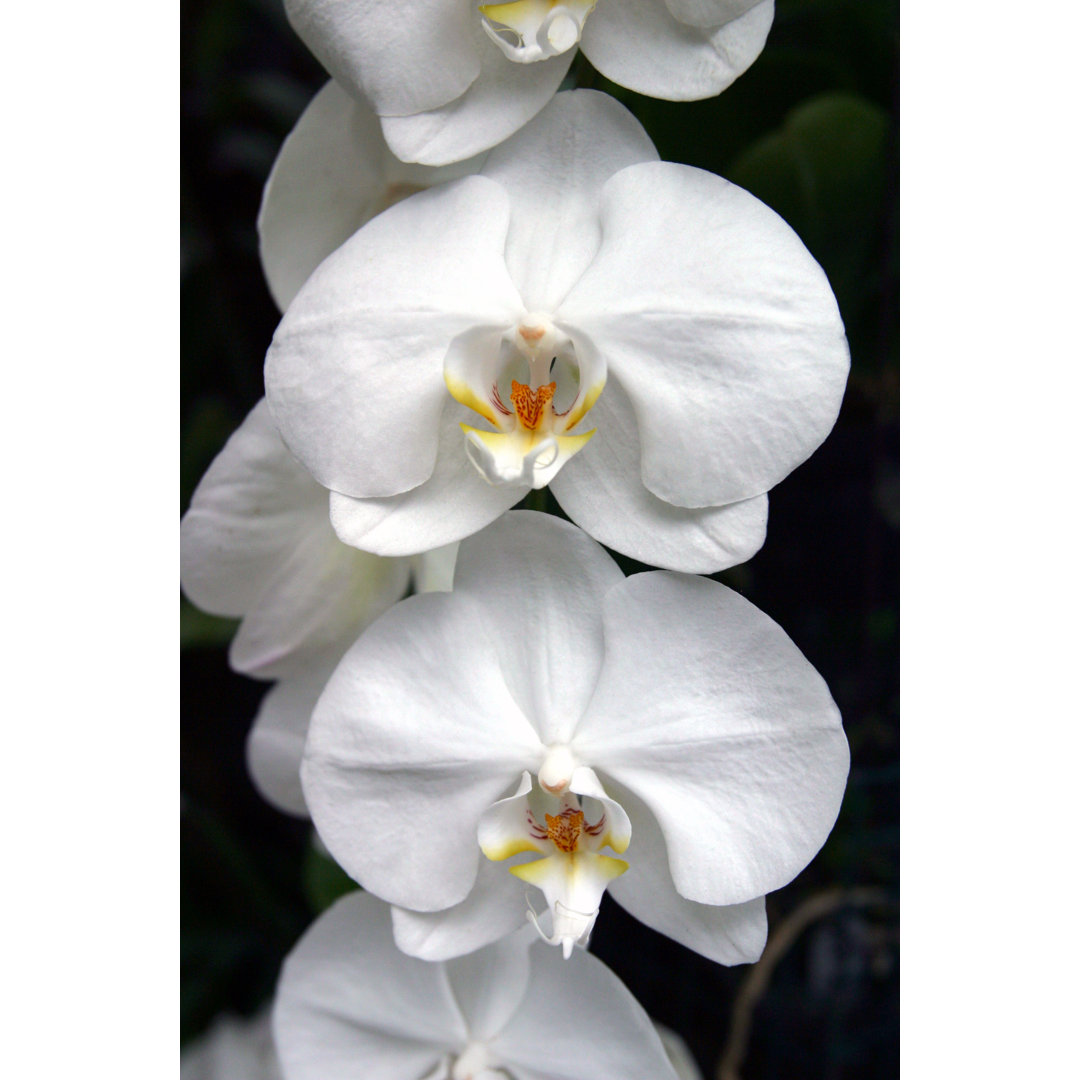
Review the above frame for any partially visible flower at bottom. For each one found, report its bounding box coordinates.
[180,398,457,815]
[273,890,681,1080]
[181,1010,282,1080]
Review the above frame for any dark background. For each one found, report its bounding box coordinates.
[181,1,899,1076]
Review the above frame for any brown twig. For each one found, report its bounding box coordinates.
[717,886,890,1080]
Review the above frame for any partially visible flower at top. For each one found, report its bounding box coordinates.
[274,889,681,1080]
[266,90,849,574]
[302,512,849,962]
[283,0,775,164]
[181,1011,282,1080]
[180,399,457,816]
[258,79,485,313]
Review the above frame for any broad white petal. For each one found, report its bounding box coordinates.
[452,511,624,746]
[559,161,848,508]
[391,856,530,962]
[492,945,679,1080]
[274,892,465,1080]
[259,81,489,312]
[180,400,323,618]
[328,400,524,556]
[582,0,773,101]
[257,81,386,313]
[550,376,768,572]
[606,784,767,964]
[283,0,480,118]
[228,525,409,680]
[246,653,341,818]
[444,930,533,1042]
[303,592,544,911]
[577,573,849,905]
[265,176,524,498]
[381,31,572,166]
[480,90,658,311]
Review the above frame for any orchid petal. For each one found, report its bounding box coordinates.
[265,176,523,499]
[492,944,680,1080]
[582,0,773,101]
[273,892,466,1080]
[302,592,544,911]
[452,511,624,745]
[605,786,767,965]
[559,161,848,508]
[380,31,572,166]
[662,0,764,29]
[257,81,386,313]
[577,572,849,905]
[180,400,323,618]
[283,0,480,119]
[480,89,658,312]
[390,856,529,962]
[258,81,486,313]
[246,653,340,818]
[444,931,533,1042]
[569,765,631,854]
[228,523,408,681]
[479,772,545,862]
[181,1012,280,1080]
[328,401,523,557]
[654,1024,705,1080]
[550,376,769,572]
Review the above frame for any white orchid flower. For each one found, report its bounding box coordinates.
[258,79,486,313]
[302,512,849,962]
[283,0,775,164]
[265,90,849,574]
[274,890,682,1080]
[180,399,458,815]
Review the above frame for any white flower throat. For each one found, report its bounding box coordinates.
[479,748,630,957]
[479,1,599,64]
[446,316,604,489]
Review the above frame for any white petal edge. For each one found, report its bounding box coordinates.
[302,591,545,911]
[451,511,625,746]
[576,573,849,905]
[328,399,524,557]
[491,943,681,1080]
[391,855,531,962]
[550,375,769,572]
[480,89,658,312]
[283,0,481,118]
[559,160,848,509]
[380,29,572,166]
[606,783,768,964]
[180,399,325,618]
[265,176,523,499]
[245,652,341,818]
[273,892,467,1080]
[583,0,774,101]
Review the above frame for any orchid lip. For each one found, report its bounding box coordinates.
[446,315,603,490]
[479,770,631,957]
[479,1,598,64]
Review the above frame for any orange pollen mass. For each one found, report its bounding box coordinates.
[545,808,584,854]
[510,379,555,431]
